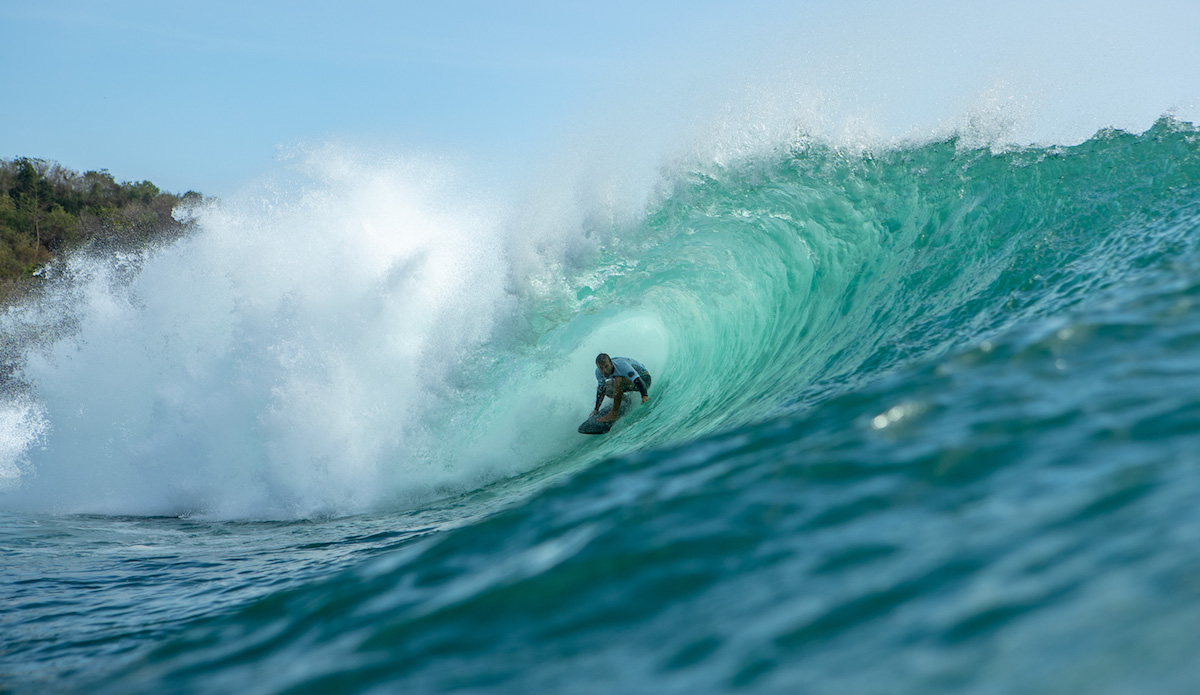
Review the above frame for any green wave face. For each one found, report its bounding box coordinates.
[536,118,1200,449]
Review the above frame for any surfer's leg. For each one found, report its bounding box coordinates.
[598,377,631,422]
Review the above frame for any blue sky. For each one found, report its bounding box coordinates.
[4,1,1199,197]
[2,1,766,195]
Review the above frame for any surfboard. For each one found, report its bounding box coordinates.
[578,397,639,435]
[578,404,617,435]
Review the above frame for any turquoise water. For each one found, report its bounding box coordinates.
[5,118,1200,692]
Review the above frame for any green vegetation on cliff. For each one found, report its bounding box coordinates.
[0,157,201,301]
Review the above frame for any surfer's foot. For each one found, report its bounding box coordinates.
[597,414,618,423]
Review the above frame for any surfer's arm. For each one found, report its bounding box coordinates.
[632,376,649,402]
[594,383,606,412]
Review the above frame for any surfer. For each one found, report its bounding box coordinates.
[592,353,651,423]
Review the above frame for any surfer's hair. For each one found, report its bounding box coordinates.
[595,353,610,364]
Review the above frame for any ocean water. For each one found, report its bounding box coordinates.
[5,117,1200,693]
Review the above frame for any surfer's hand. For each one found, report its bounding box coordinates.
[590,410,598,417]
[642,396,649,404]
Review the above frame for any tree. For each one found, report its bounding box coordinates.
[0,157,203,302]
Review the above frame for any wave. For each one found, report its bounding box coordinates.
[2,117,1199,519]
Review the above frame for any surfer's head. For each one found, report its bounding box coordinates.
[596,353,614,376]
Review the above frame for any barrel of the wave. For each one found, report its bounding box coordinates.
[578,355,652,435]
